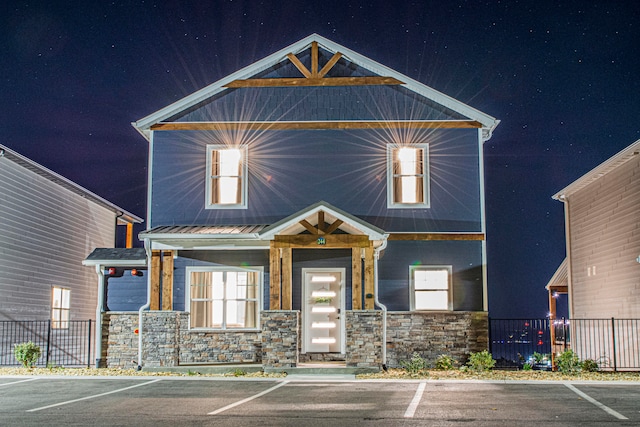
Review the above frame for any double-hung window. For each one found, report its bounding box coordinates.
[206,145,247,209]
[187,267,261,330]
[387,144,429,208]
[51,286,70,329]
[410,266,452,311]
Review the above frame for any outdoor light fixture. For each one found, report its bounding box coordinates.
[131,269,143,277]
[108,267,117,275]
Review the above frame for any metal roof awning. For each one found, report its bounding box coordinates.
[83,248,147,267]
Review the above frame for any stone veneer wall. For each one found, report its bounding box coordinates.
[261,310,299,369]
[345,310,383,368]
[103,311,261,368]
[386,311,488,368]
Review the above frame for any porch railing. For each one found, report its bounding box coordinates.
[489,317,640,371]
[0,320,93,367]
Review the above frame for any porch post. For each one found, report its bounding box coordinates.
[150,250,161,310]
[351,247,362,310]
[281,248,292,310]
[161,251,174,310]
[269,241,281,309]
[364,243,375,309]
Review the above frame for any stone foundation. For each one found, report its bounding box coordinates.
[103,310,487,369]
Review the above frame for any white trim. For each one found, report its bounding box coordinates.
[185,265,263,331]
[478,128,488,311]
[205,144,248,210]
[409,265,453,311]
[146,130,155,229]
[387,143,430,209]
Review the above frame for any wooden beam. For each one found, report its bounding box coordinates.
[318,52,342,78]
[299,219,318,235]
[317,211,325,233]
[125,223,133,248]
[311,41,319,77]
[150,250,161,310]
[281,248,292,310]
[150,120,483,131]
[269,242,281,310]
[388,233,485,241]
[364,244,375,310]
[286,53,311,78]
[224,76,404,88]
[352,248,362,310]
[324,219,343,235]
[161,251,173,311]
[274,234,370,248]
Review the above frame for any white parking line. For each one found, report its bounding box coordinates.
[208,380,289,415]
[404,381,426,418]
[565,383,628,420]
[27,379,162,412]
[0,378,39,387]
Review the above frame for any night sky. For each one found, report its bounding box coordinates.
[2,1,638,318]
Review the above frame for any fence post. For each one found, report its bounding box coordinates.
[487,317,492,354]
[45,320,52,367]
[87,319,92,368]
[562,317,567,352]
[611,317,617,372]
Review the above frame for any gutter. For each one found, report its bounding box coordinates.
[373,238,388,371]
[137,240,153,370]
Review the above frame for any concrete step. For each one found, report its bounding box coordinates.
[142,363,379,376]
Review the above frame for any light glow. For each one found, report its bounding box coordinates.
[311,306,336,313]
[398,147,418,203]
[311,290,336,298]
[311,275,337,283]
[312,322,336,329]
[217,149,242,204]
[312,337,336,344]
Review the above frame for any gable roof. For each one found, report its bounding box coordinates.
[553,139,640,200]
[259,201,386,241]
[0,144,143,224]
[133,34,499,141]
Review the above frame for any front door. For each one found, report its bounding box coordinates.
[302,268,345,354]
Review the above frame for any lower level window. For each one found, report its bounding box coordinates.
[410,266,451,310]
[187,267,261,329]
[51,286,70,329]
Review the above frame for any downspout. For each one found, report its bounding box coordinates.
[94,265,105,368]
[560,195,574,319]
[137,240,152,370]
[373,238,388,371]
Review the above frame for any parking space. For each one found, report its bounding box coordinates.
[1,376,639,426]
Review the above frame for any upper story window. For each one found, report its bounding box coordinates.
[51,286,70,329]
[387,144,430,208]
[206,145,248,209]
[410,266,452,311]
[186,267,261,330]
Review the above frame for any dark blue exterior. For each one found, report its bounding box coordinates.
[150,128,482,232]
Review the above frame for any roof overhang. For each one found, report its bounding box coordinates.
[82,248,147,268]
[553,139,640,201]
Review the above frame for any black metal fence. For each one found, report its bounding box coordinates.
[0,320,93,367]
[489,317,640,371]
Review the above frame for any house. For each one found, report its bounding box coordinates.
[0,144,142,365]
[100,34,499,371]
[547,139,640,369]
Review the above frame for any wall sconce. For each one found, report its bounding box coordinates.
[108,267,117,276]
[131,269,144,277]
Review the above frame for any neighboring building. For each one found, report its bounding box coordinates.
[547,139,640,369]
[100,34,499,371]
[0,144,142,322]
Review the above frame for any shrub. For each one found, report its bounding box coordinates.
[581,359,599,372]
[14,341,41,368]
[556,349,581,374]
[466,350,495,372]
[522,363,532,371]
[400,352,428,375]
[434,354,456,370]
[532,352,546,363]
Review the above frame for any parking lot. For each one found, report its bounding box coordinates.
[1,375,639,426]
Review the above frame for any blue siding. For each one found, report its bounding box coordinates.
[378,240,484,311]
[150,128,481,232]
[106,270,148,311]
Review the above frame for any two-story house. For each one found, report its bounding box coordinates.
[101,34,499,371]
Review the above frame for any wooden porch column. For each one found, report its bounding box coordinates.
[125,223,133,248]
[351,248,362,310]
[161,251,174,310]
[150,250,161,310]
[364,244,375,310]
[281,248,292,310]
[269,242,281,309]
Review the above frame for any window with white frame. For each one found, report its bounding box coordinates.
[51,286,70,329]
[387,144,429,208]
[187,267,261,329]
[206,145,247,209]
[410,266,451,310]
